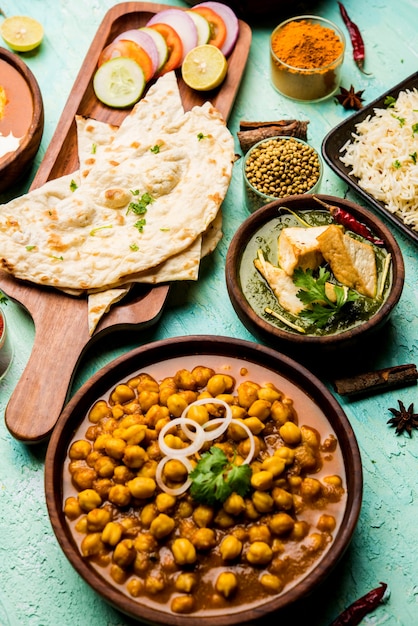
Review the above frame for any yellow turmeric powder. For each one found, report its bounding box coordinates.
[272,19,344,69]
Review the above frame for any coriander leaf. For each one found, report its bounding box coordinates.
[294,267,331,306]
[384,95,396,108]
[192,446,227,474]
[226,463,252,498]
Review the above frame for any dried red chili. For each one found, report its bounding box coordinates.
[313,196,385,246]
[330,582,388,625]
[338,2,369,74]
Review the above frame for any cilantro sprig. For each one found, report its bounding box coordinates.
[294,267,359,328]
[189,446,252,505]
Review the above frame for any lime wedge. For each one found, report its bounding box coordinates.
[0,15,44,52]
[181,44,227,91]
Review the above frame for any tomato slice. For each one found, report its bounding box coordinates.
[148,23,183,75]
[190,6,227,50]
[98,40,154,82]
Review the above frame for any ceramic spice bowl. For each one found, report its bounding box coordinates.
[270,15,345,102]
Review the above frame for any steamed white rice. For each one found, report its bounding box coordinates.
[340,88,418,232]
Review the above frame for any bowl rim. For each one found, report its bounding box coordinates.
[225,194,405,348]
[270,14,346,73]
[45,335,363,625]
[242,135,323,205]
[0,46,44,173]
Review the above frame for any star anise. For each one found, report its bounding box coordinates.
[335,85,365,110]
[387,400,418,436]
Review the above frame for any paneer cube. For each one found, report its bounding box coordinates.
[317,225,377,298]
[278,226,329,276]
[254,251,305,315]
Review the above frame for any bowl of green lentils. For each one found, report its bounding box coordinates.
[243,136,322,213]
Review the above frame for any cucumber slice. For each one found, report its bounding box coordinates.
[93,57,146,108]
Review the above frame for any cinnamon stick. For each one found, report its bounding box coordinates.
[238,120,309,153]
[333,364,418,397]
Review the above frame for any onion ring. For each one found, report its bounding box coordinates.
[158,417,205,457]
[155,454,193,496]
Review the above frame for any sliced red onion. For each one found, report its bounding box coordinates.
[158,416,205,457]
[147,9,198,62]
[194,1,239,56]
[113,29,159,75]
[155,454,193,495]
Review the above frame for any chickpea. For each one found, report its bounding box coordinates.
[64,496,82,520]
[173,369,197,390]
[150,513,175,539]
[251,470,273,491]
[155,492,176,513]
[110,384,136,404]
[177,500,194,518]
[238,434,261,460]
[86,507,112,532]
[260,573,284,593]
[102,521,124,546]
[85,450,101,467]
[171,595,195,614]
[323,475,343,488]
[138,459,158,479]
[163,458,188,483]
[269,512,295,535]
[192,504,214,528]
[237,381,260,408]
[110,563,129,584]
[249,524,271,544]
[127,578,143,597]
[122,424,147,445]
[317,514,337,532]
[111,405,125,419]
[258,384,282,403]
[215,572,238,598]
[306,532,325,553]
[113,538,136,568]
[294,444,318,471]
[248,399,271,422]
[272,487,294,510]
[230,405,247,420]
[91,477,116,499]
[243,416,265,435]
[274,446,295,465]
[145,404,170,427]
[261,456,285,478]
[244,499,261,520]
[193,528,216,550]
[171,538,196,565]
[279,421,302,445]
[104,437,126,460]
[191,366,215,388]
[270,400,294,425]
[144,574,165,594]
[108,484,131,507]
[72,467,97,490]
[134,533,157,552]
[88,400,112,423]
[93,433,112,451]
[246,541,273,565]
[80,532,105,556]
[69,439,91,460]
[78,489,102,512]
[136,374,160,393]
[206,374,235,396]
[301,425,320,450]
[94,455,117,478]
[127,476,156,499]
[252,490,274,514]
[187,404,209,427]
[113,465,135,484]
[159,383,178,406]
[300,477,322,501]
[214,509,235,528]
[123,444,148,469]
[138,390,159,412]
[166,393,188,417]
[220,535,242,560]
[291,520,310,541]
[223,493,246,516]
[141,503,157,527]
[175,572,198,593]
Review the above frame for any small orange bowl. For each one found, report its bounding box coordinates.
[0,47,44,193]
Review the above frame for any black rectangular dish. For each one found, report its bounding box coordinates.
[322,71,418,245]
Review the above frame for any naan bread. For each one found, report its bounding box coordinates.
[0,72,234,294]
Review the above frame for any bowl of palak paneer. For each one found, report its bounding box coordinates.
[45,336,362,624]
[226,194,404,368]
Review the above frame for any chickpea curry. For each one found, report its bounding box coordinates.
[63,357,347,616]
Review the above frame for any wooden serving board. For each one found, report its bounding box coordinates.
[1,2,252,444]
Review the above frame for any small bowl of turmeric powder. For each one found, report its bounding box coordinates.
[270,15,345,102]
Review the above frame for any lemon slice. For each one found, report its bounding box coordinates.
[181,44,227,91]
[0,16,44,52]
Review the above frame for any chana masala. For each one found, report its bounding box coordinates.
[63,356,347,616]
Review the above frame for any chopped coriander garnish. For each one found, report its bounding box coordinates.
[189,446,252,505]
[90,224,113,236]
[130,243,139,251]
[134,218,146,232]
[70,179,78,192]
[50,255,64,261]
[384,95,396,108]
[150,144,161,153]
[160,227,170,232]
[197,132,208,141]
[393,159,401,169]
[91,143,97,154]
[0,291,8,305]
[294,267,359,328]
[410,152,417,164]
[26,245,35,251]
[127,192,154,216]
[391,114,405,126]
[412,122,418,134]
